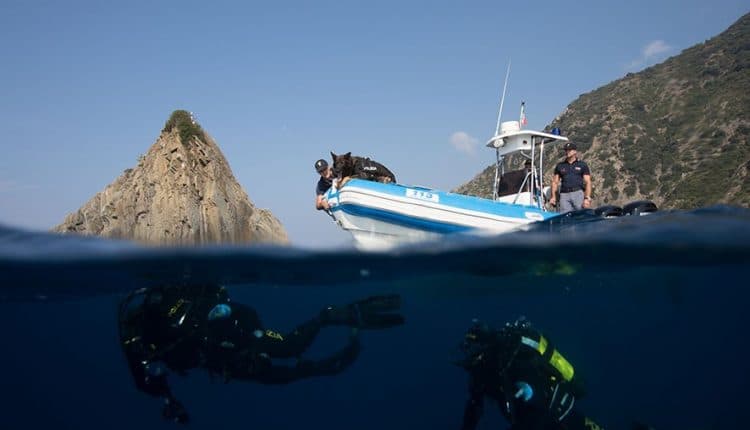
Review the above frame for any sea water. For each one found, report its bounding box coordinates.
[1,206,748,429]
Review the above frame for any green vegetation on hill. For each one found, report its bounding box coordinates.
[455,12,750,209]
[162,110,207,145]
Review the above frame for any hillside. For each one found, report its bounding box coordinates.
[456,12,750,209]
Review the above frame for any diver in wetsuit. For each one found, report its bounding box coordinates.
[118,284,404,424]
[456,318,606,430]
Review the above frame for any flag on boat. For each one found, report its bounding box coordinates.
[520,102,528,126]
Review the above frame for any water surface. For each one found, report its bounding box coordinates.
[1,206,748,429]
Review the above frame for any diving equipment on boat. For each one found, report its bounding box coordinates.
[623,200,658,216]
[594,205,623,218]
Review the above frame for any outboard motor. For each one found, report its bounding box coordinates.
[623,200,658,216]
[594,205,623,218]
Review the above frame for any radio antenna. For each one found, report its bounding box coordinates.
[494,59,511,136]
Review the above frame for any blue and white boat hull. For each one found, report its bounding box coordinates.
[325,179,559,250]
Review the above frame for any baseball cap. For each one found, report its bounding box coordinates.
[563,142,577,151]
[314,159,328,172]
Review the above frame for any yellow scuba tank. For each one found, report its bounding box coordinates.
[519,332,575,382]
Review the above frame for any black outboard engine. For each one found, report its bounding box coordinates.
[623,200,658,216]
[594,205,623,218]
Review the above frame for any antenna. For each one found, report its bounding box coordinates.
[494,59,512,136]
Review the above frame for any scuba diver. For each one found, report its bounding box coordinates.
[456,317,606,430]
[118,284,404,424]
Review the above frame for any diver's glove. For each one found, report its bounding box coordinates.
[162,396,189,425]
[514,381,534,402]
[319,295,404,329]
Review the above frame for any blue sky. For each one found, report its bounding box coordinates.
[0,1,747,248]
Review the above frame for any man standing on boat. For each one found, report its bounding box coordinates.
[549,142,592,212]
[314,158,334,211]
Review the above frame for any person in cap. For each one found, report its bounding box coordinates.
[314,158,334,210]
[456,318,607,430]
[119,284,404,424]
[549,142,592,212]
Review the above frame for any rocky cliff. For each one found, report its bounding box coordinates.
[54,110,289,246]
[456,12,750,209]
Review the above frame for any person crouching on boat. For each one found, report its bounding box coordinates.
[455,317,607,430]
[314,158,334,211]
[118,284,404,424]
[549,142,592,212]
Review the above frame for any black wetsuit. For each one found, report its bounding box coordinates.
[460,323,603,430]
[119,285,402,423]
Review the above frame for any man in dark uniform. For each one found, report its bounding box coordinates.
[549,142,592,212]
[118,284,403,424]
[456,318,606,430]
[314,158,334,211]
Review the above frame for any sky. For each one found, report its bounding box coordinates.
[0,1,747,248]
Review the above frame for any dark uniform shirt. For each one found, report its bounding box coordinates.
[553,159,590,193]
[316,176,332,196]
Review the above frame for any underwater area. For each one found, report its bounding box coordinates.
[1,206,748,430]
